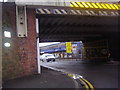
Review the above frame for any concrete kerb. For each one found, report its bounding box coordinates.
[41,64,73,75]
[41,65,95,90]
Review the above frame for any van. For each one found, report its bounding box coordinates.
[40,53,56,62]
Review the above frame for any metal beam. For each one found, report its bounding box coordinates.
[36,8,119,16]
[16,5,27,37]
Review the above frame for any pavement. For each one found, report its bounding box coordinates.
[2,67,77,89]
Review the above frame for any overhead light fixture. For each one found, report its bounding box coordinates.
[4,42,11,47]
[4,31,11,38]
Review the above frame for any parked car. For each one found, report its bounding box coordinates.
[40,53,56,62]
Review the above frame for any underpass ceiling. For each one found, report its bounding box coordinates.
[37,14,119,42]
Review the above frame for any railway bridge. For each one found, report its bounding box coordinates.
[1,1,120,81]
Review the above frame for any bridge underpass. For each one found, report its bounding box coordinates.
[36,7,119,88]
[37,12,119,61]
[2,2,120,89]
[37,15,118,42]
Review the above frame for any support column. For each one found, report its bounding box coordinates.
[36,18,41,74]
[2,3,38,81]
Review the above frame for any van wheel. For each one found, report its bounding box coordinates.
[53,59,55,62]
[40,59,43,62]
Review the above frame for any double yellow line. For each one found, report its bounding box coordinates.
[68,73,94,90]
[79,78,94,90]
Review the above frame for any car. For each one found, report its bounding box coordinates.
[40,53,56,62]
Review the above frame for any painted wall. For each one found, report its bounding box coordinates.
[2,3,38,81]
[40,42,83,59]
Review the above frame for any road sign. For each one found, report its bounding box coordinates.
[66,42,72,47]
[66,42,72,53]
[66,47,72,53]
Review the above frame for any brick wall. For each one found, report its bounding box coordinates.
[2,3,38,81]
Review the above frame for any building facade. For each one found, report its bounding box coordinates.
[40,42,83,59]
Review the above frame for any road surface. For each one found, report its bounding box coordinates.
[40,60,119,89]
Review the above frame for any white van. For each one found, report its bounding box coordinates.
[40,53,56,62]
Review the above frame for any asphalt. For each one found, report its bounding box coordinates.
[2,67,76,89]
[40,60,119,89]
[2,60,119,90]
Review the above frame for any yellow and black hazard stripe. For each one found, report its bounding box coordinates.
[70,2,120,10]
[36,8,119,16]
